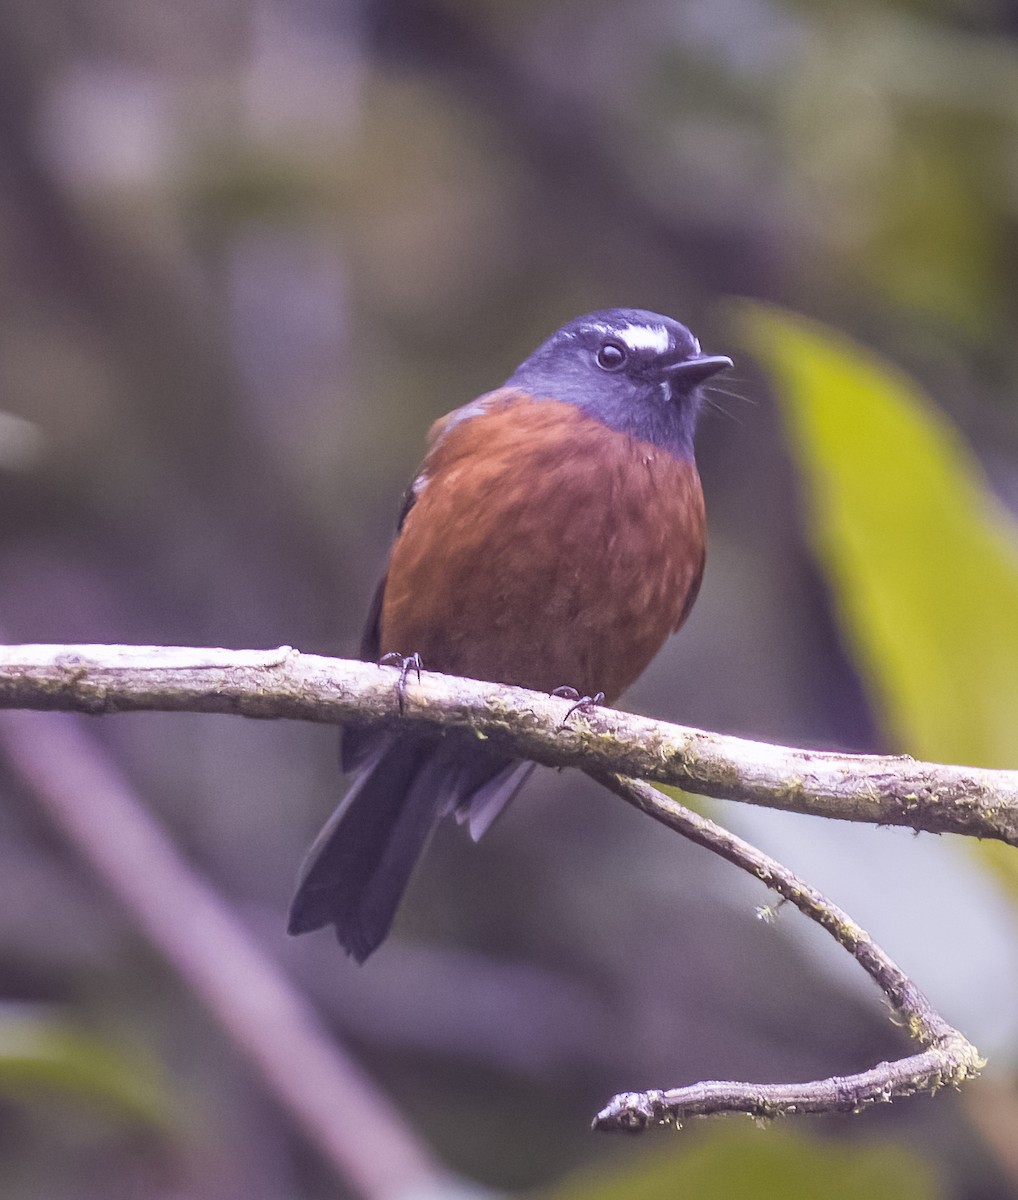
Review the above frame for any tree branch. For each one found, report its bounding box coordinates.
[590,774,983,1131]
[0,643,993,1132]
[0,643,1016,845]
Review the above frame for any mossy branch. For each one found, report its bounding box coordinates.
[0,643,1016,847]
[591,774,983,1131]
[0,643,995,1130]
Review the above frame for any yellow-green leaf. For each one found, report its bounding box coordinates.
[0,1005,171,1128]
[737,302,1018,771]
[541,1124,938,1200]
[736,302,1018,888]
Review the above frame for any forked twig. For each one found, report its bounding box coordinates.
[0,644,991,1132]
[590,774,983,1132]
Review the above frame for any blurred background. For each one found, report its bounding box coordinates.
[2,0,1018,1197]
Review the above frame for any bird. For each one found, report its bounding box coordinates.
[287,308,732,961]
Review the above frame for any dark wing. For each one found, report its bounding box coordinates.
[357,482,418,663]
[343,482,418,773]
[357,575,387,663]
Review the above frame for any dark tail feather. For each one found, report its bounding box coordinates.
[288,735,437,959]
[288,734,524,961]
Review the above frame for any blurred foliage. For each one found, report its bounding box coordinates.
[0,1004,169,1125]
[1,0,1018,1196]
[741,303,1018,896]
[543,1123,939,1200]
[739,302,1018,769]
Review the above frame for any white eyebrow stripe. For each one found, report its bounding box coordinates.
[615,323,671,354]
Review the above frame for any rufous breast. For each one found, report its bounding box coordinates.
[380,391,706,702]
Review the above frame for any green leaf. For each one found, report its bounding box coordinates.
[736,302,1018,772]
[0,1004,171,1128]
[541,1124,938,1200]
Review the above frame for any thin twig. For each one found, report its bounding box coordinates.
[0,644,992,1131]
[590,774,983,1132]
[0,643,1016,845]
[0,708,463,1200]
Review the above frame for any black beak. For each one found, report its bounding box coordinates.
[657,352,733,387]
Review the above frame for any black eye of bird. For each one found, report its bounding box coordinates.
[596,340,628,371]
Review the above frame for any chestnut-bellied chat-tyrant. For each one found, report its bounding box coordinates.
[288,308,733,961]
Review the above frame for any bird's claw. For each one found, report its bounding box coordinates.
[380,651,423,715]
[551,686,606,725]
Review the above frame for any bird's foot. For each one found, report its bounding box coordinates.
[379,651,423,715]
[551,686,606,725]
